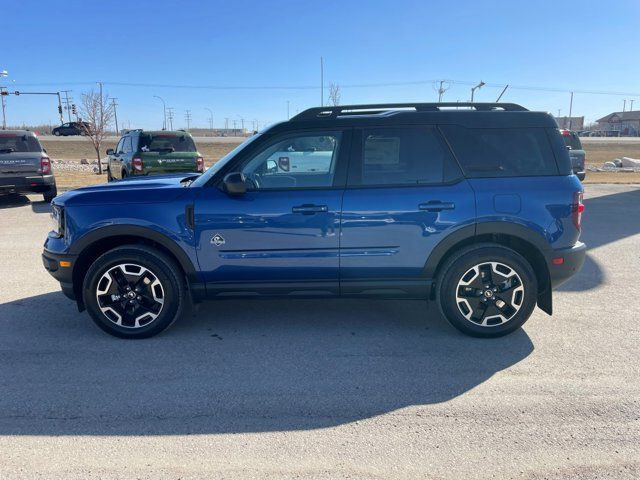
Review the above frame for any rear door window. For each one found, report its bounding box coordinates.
[561,131,583,150]
[440,126,559,177]
[349,126,460,186]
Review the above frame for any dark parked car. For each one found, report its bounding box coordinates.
[43,102,585,339]
[0,130,57,202]
[106,129,204,180]
[51,122,92,136]
[560,129,586,181]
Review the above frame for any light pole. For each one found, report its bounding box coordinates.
[470,81,485,102]
[153,95,167,130]
[0,69,8,129]
[205,107,214,132]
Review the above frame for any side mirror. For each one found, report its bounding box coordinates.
[222,172,247,195]
[566,146,572,151]
[106,148,114,155]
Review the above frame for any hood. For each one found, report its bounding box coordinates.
[55,173,198,207]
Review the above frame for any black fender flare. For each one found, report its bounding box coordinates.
[69,224,199,283]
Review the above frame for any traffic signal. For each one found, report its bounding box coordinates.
[0,91,8,96]
[71,104,76,115]
[58,105,63,114]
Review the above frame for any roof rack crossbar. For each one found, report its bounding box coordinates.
[290,102,528,121]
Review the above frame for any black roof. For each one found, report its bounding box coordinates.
[265,102,557,134]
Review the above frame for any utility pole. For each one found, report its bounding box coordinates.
[558,109,562,118]
[631,100,635,111]
[436,80,451,102]
[111,98,119,135]
[205,107,214,131]
[623,100,626,112]
[184,110,192,131]
[568,92,574,130]
[61,90,73,122]
[166,108,174,130]
[320,56,324,106]
[240,117,244,133]
[232,119,237,135]
[56,91,64,124]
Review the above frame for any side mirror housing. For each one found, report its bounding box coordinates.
[223,172,247,195]
[106,148,115,155]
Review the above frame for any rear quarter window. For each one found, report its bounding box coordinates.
[441,126,560,178]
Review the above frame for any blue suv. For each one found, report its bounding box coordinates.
[43,103,586,339]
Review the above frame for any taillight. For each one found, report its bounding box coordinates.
[196,156,204,172]
[572,191,585,230]
[132,157,143,172]
[40,156,51,175]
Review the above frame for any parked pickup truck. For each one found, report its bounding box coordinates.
[0,130,57,202]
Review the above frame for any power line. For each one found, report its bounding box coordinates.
[10,79,640,97]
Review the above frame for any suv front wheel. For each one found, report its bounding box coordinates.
[437,244,538,338]
[82,245,185,338]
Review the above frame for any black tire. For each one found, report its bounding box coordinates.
[53,130,60,136]
[577,172,586,181]
[82,245,185,339]
[121,169,127,179]
[107,168,114,182]
[436,244,538,338]
[43,185,57,203]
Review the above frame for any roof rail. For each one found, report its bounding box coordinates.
[290,102,528,121]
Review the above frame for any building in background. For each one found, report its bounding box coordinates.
[596,111,640,136]
[554,116,584,131]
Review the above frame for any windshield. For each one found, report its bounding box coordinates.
[0,134,42,153]
[139,133,197,153]
[190,134,262,187]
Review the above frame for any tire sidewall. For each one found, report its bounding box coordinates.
[438,246,538,338]
[82,247,184,339]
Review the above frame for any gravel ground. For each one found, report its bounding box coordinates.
[0,184,638,479]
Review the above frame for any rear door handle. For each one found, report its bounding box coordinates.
[292,204,329,214]
[419,201,455,212]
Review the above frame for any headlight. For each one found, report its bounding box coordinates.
[50,204,65,237]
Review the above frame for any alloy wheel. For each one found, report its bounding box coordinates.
[95,263,165,328]
[455,262,524,327]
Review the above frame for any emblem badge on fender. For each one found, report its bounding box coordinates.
[211,234,225,247]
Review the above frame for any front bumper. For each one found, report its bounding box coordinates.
[547,242,587,288]
[42,250,78,300]
[0,175,56,194]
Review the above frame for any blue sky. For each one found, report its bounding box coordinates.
[2,0,639,129]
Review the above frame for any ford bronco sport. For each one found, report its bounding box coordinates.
[1,130,57,202]
[43,103,586,339]
[106,129,204,181]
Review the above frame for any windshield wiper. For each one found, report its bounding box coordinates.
[0,148,15,153]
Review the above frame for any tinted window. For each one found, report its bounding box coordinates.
[350,126,457,186]
[0,134,42,153]
[139,134,197,153]
[441,126,558,177]
[241,133,340,189]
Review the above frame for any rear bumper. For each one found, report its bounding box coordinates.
[547,242,586,288]
[42,250,77,300]
[0,175,56,194]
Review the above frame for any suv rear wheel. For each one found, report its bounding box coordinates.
[82,245,185,339]
[437,244,538,338]
[43,185,57,203]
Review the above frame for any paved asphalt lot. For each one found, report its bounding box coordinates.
[0,184,638,479]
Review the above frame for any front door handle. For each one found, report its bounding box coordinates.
[419,201,455,212]
[292,204,329,214]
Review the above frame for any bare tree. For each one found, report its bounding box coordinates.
[79,89,114,174]
[328,83,341,106]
